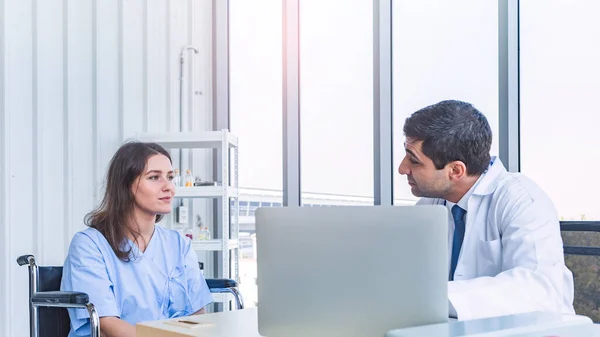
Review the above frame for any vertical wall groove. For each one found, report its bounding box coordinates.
[62,0,72,248]
[187,0,194,131]
[92,0,98,202]
[0,0,11,333]
[143,0,148,132]
[32,0,42,260]
[117,0,123,140]
[165,0,171,131]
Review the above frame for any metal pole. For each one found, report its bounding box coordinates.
[282,0,301,207]
[28,257,39,337]
[498,0,520,172]
[373,0,394,206]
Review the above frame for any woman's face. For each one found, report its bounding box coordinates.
[131,154,175,218]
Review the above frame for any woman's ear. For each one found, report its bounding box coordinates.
[447,161,467,181]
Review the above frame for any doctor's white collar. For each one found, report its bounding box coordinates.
[472,156,505,197]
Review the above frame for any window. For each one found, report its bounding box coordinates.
[520,1,600,320]
[299,0,374,205]
[233,200,249,217]
[520,1,600,221]
[248,202,261,217]
[230,0,283,308]
[391,0,499,204]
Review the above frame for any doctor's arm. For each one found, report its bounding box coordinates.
[448,192,569,320]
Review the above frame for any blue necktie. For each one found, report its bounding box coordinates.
[450,205,466,281]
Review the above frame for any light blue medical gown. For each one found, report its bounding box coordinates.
[60,226,213,337]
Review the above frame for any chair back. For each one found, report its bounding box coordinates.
[38,266,71,337]
[560,221,600,323]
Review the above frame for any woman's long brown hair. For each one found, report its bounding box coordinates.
[85,141,171,262]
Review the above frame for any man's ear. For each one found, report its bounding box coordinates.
[447,161,467,181]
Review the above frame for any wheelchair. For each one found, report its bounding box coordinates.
[17,254,244,337]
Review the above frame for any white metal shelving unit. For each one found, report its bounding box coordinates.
[132,130,240,295]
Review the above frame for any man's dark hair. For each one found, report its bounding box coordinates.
[403,100,492,176]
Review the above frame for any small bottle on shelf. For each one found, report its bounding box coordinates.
[184,169,194,187]
[196,227,208,240]
[204,226,211,240]
[173,169,181,187]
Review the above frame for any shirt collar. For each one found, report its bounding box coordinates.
[472,156,507,196]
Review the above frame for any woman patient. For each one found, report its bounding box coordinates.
[61,142,212,337]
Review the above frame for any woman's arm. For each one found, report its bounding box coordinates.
[61,232,124,335]
[99,317,136,337]
[182,237,214,313]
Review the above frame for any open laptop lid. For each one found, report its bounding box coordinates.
[256,205,448,337]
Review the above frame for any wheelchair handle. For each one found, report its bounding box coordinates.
[17,254,35,266]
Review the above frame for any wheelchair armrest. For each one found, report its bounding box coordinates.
[17,254,34,266]
[206,278,238,289]
[32,291,89,306]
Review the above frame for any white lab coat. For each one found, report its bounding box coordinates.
[417,158,575,320]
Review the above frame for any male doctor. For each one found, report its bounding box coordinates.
[398,100,574,320]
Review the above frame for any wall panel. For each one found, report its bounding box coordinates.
[0,2,213,336]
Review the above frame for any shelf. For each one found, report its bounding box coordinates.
[211,292,235,304]
[130,131,238,149]
[175,186,238,198]
[192,239,238,251]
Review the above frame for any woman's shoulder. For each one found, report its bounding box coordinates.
[70,227,103,245]
[64,227,114,266]
[68,227,114,255]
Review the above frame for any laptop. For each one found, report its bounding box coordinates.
[255,205,448,337]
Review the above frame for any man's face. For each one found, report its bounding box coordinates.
[398,138,452,199]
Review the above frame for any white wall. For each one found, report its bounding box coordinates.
[0,1,214,336]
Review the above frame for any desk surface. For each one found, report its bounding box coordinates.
[385,311,596,337]
[137,308,261,337]
[137,308,596,337]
